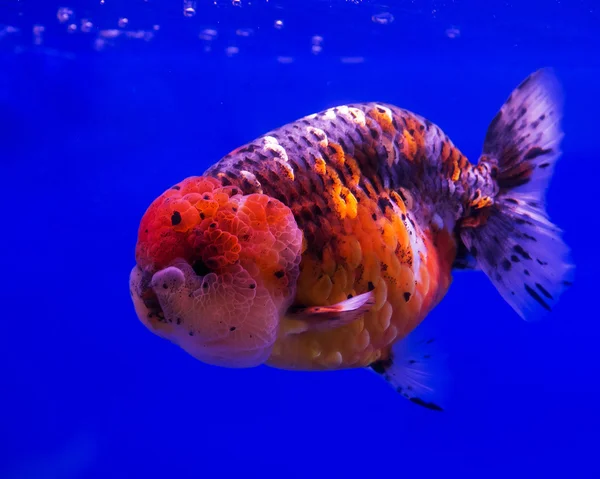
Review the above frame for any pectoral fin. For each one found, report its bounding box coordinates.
[287,291,375,332]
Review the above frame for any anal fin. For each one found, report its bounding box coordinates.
[369,332,448,411]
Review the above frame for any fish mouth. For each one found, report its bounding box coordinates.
[129,265,166,327]
[129,261,278,368]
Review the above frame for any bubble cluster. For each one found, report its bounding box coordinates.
[4,1,465,61]
[311,35,323,55]
[199,27,218,52]
[94,28,155,51]
[33,25,45,45]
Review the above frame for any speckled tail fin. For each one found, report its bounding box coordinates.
[369,332,448,411]
[460,68,574,320]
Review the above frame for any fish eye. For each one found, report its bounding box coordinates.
[191,258,212,277]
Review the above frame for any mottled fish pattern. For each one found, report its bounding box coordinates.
[130,69,573,409]
[204,103,487,370]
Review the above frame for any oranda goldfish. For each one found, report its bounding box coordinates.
[130,69,574,410]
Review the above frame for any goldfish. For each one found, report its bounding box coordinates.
[129,69,574,410]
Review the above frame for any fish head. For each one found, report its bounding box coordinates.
[129,176,303,368]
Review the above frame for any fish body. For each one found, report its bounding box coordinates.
[204,103,466,371]
[130,70,573,409]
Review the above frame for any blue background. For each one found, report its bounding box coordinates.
[1,1,599,477]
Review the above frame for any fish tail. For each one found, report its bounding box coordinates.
[458,68,574,320]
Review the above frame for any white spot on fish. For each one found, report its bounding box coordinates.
[347,108,366,126]
[262,136,279,146]
[306,127,328,147]
[265,143,289,162]
[324,108,337,120]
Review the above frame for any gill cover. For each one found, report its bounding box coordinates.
[130,177,303,367]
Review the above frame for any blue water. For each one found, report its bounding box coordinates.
[1,1,599,477]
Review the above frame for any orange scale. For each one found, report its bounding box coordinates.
[367,107,395,136]
[389,191,407,214]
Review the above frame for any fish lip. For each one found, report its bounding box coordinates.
[130,265,165,322]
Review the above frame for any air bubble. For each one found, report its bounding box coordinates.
[125,30,153,41]
[57,7,73,24]
[100,29,120,39]
[199,28,217,41]
[311,35,323,54]
[371,12,394,24]
[183,1,196,17]
[274,19,284,29]
[340,56,365,64]
[235,28,254,37]
[225,46,239,56]
[232,0,242,6]
[0,26,19,40]
[94,38,105,51]
[445,26,460,39]
[33,25,44,45]
[81,19,93,33]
